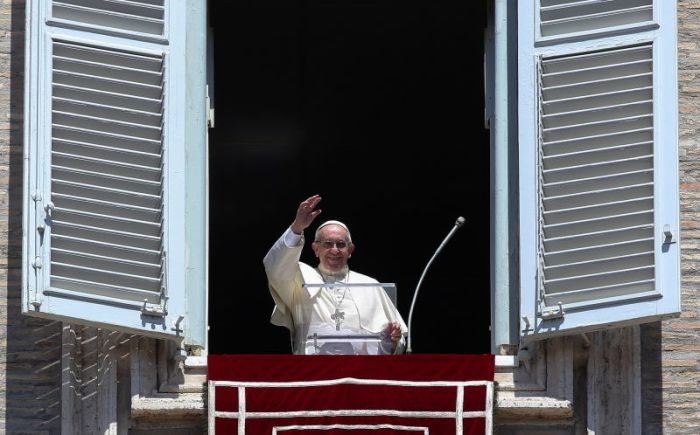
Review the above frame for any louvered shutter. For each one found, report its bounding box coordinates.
[23,0,202,341]
[518,1,680,340]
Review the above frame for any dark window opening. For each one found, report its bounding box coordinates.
[209,0,490,354]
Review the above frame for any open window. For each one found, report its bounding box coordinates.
[207,0,491,354]
[22,0,207,346]
[518,0,680,341]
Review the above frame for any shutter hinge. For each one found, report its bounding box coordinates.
[141,299,167,317]
[663,224,677,244]
[31,256,42,269]
[540,302,565,320]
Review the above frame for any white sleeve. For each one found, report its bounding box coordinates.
[283,227,304,247]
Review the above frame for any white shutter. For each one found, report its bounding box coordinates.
[23,0,197,340]
[519,1,680,340]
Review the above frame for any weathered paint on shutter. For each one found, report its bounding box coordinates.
[519,1,680,341]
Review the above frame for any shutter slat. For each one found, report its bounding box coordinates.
[50,276,161,303]
[53,140,161,167]
[51,224,162,252]
[544,141,652,170]
[544,169,653,198]
[53,112,161,140]
[542,73,652,101]
[52,220,160,241]
[53,169,162,197]
[543,113,653,142]
[53,247,159,267]
[543,155,653,183]
[54,0,164,20]
[542,59,652,87]
[53,234,161,261]
[53,97,161,126]
[52,196,159,226]
[53,208,161,236]
[54,84,163,114]
[542,45,652,73]
[543,225,653,255]
[54,41,163,69]
[53,123,161,145]
[53,249,161,278]
[53,126,162,155]
[544,251,653,280]
[53,182,161,210]
[544,237,654,266]
[53,150,161,172]
[543,279,655,305]
[544,127,653,155]
[544,264,654,293]
[544,196,653,225]
[54,56,162,85]
[544,87,652,113]
[54,71,162,99]
[52,192,160,214]
[51,261,160,287]
[543,101,652,129]
[543,182,653,209]
[543,210,653,239]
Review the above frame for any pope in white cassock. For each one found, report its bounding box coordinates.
[264,194,408,355]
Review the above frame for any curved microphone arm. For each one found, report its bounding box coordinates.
[406,216,465,354]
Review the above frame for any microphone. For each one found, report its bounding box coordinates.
[406,216,465,354]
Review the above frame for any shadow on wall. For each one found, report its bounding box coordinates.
[5,2,63,433]
[640,322,663,434]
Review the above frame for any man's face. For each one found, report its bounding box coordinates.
[312,225,355,273]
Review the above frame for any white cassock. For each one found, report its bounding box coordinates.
[263,228,408,355]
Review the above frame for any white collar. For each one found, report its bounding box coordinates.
[317,265,349,282]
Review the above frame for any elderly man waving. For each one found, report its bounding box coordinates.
[263,194,407,355]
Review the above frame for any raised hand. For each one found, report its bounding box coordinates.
[382,321,403,353]
[290,194,322,235]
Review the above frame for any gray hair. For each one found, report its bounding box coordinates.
[314,220,352,243]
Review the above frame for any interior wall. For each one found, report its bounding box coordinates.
[209,0,490,354]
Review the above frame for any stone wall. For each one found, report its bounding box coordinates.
[0,0,63,433]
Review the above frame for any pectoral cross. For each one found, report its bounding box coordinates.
[331,308,345,331]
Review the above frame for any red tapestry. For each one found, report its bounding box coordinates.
[208,354,495,434]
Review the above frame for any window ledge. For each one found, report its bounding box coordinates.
[495,396,573,419]
[131,394,206,419]
[495,355,518,368]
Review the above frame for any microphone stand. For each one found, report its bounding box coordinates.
[406,216,465,354]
